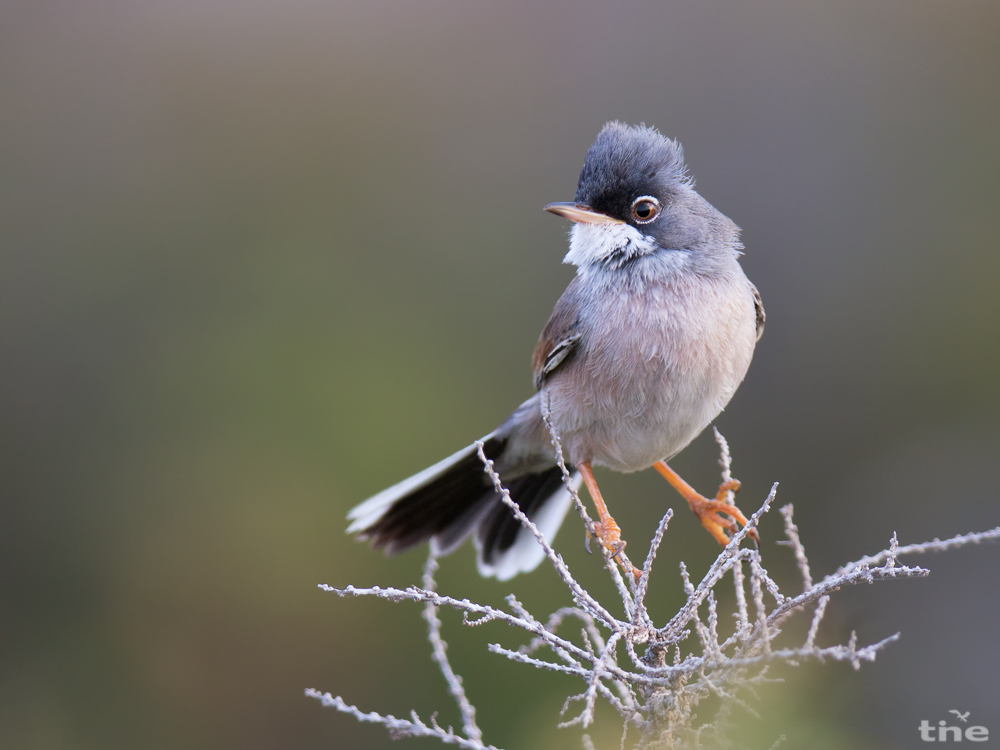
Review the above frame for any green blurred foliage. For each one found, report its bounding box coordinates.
[1,1,998,748]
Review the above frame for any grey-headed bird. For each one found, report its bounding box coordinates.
[348,122,764,580]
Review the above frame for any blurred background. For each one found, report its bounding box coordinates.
[2,1,998,748]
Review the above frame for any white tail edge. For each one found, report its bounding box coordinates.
[476,473,581,581]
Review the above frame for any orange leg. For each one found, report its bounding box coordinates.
[653,461,758,546]
[578,462,639,579]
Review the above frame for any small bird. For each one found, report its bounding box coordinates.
[949,710,971,723]
[348,122,764,580]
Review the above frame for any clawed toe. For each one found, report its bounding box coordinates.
[654,461,759,547]
[691,495,758,546]
[716,478,741,500]
[592,517,623,556]
[590,518,639,578]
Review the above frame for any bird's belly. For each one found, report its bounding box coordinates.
[554,365,725,472]
[547,276,756,472]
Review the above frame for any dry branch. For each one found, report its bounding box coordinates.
[309,430,1000,749]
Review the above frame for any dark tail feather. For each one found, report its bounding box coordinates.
[474,466,581,580]
[477,467,566,563]
[347,435,580,580]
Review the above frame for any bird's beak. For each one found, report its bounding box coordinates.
[543,202,623,225]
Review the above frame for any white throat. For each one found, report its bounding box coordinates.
[563,222,658,268]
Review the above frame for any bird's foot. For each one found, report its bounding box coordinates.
[592,516,640,580]
[689,479,758,546]
[592,514,623,555]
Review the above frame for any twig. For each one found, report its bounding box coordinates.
[778,504,812,590]
[423,554,484,745]
[316,428,1000,750]
[831,528,1000,579]
[305,690,498,750]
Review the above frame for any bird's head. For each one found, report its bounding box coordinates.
[545,122,741,270]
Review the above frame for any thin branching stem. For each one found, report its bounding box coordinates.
[313,429,1000,750]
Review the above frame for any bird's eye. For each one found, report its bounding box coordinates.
[631,196,660,224]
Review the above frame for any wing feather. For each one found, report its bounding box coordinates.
[532,278,584,389]
[751,283,765,342]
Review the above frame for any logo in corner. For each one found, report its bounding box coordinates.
[919,711,989,742]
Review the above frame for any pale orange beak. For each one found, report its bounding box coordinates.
[543,202,623,225]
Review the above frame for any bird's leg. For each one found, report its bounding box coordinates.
[653,461,759,546]
[578,462,622,553]
[578,462,639,579]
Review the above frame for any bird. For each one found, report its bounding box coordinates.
[348,122,764,581]
[949,710,971,723]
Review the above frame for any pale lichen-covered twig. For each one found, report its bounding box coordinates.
[831,527,1000,579]
[423,554,484,746]
[777,504,812,590]
[635,509,673,626]
[304,690,498,750]
[311,428,1000,749]
[713,426,736,505]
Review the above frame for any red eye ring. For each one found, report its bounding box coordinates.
[631,196,660,224]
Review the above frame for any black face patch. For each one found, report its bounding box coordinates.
[574,122,687,225]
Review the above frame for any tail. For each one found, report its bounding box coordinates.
[347,434,581,580]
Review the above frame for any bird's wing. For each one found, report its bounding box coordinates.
[532,277,584,390]
[751,282,765,342]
